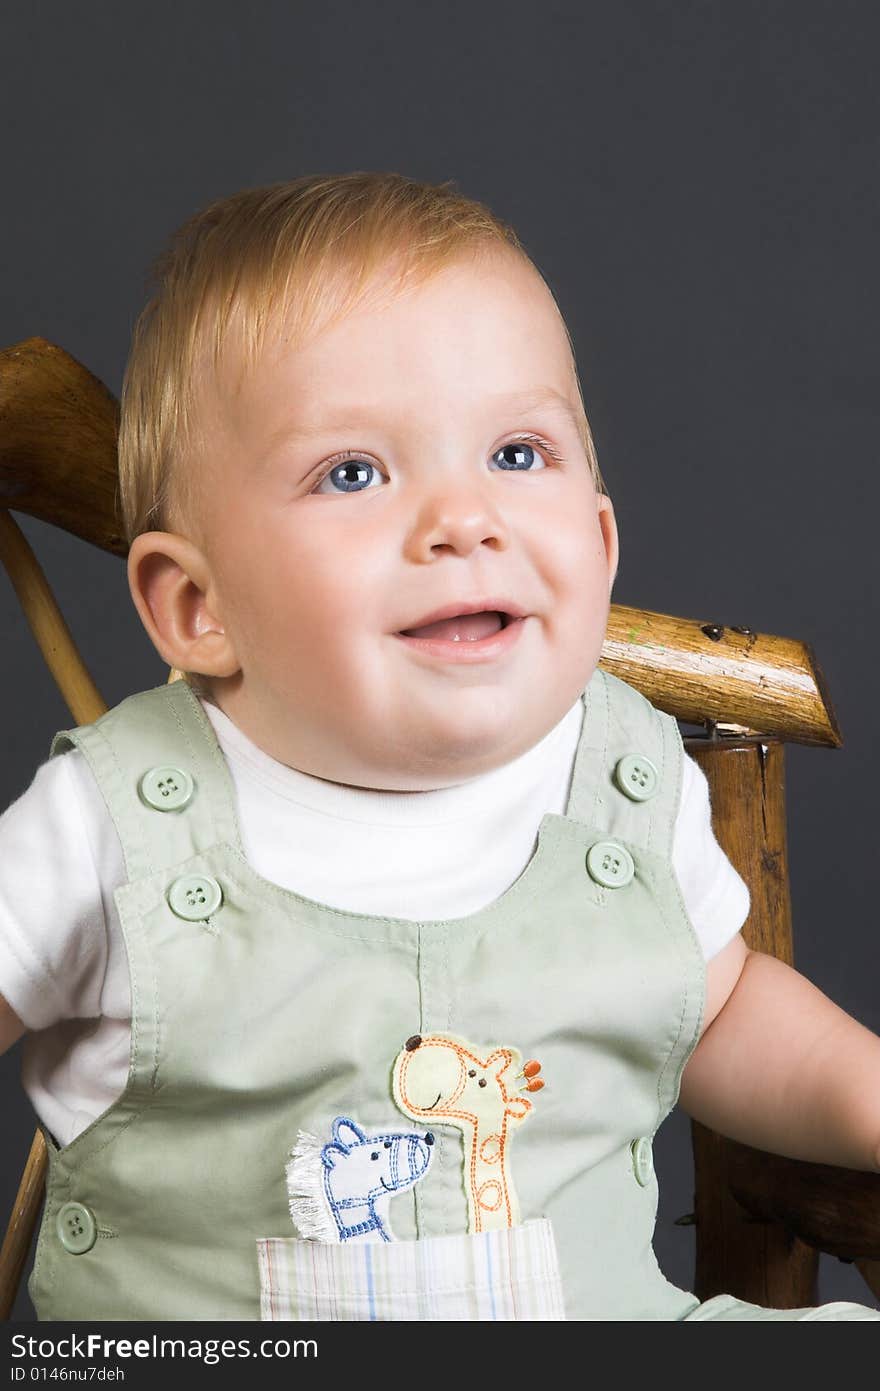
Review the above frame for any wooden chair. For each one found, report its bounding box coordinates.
[1,336,879,1318]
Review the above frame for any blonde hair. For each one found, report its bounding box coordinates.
[117,171,604,546]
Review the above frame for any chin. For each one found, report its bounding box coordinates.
[427,716,538,775]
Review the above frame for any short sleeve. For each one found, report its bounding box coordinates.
[671,751,750,961]
[0,750,109,1030]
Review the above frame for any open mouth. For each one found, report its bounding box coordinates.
[399,611,513,642]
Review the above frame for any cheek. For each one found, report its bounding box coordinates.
[539,508,608,597]
[214,546,283,633]
[570,495,614,579]
[217,530,384,684]
[531,477,600,557]
[288,523,392,640]
[212,518,328,626]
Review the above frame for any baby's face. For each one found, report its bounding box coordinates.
[190,248,618,789]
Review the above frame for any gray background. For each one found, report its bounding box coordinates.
[2,1,878,1319]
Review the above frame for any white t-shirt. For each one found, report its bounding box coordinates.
[0,694,749,1148]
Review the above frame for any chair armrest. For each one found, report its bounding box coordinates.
[726,1136,880,1259]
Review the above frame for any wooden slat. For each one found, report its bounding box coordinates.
[0,510,106,725]
[687,737,822,1304]
[604,605,840,747]
[686,737,793,962]
[0,338,123,555]
[692,1122,819,1306]
[726,1140,880,1260]
[0,1131,47,1320]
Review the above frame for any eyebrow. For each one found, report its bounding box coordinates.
[269,386,582,445]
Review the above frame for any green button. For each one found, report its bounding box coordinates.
[614,754,659,802]
[167,874,223,921]
[56,1201,97,1254]
[631,1137,654,1186]
[586,840,635,888]
[139,766,194,812]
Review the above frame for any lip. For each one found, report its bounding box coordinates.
[395,598,528,632]
[394,615,527,663]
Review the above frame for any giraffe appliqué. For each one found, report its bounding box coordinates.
[392,1032,544,1233]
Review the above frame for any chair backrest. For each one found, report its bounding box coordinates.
[1,336,877,1317]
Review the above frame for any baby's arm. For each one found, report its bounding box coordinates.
[0,750,111,1058]
[679,938,880,1172]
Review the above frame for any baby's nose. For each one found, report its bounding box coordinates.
[405,486,510,564]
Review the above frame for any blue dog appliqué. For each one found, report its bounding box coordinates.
[320,1116,434,1243]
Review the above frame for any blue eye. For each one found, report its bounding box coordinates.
[490,442,548,472]
[313,459,384,496]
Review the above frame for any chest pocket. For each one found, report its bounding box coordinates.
[257,1218,565,1320]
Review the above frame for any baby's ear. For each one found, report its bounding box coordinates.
[126,531,241,678]
[597,493,619,594]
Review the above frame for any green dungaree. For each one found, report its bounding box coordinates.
[28,669,879,1320]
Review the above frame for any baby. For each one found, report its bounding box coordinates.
[1,172,879,1322]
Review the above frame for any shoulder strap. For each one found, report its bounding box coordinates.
[566,667,683,859]
[49,680,243,883]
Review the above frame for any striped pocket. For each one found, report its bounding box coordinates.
[257,1217,565,1321]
